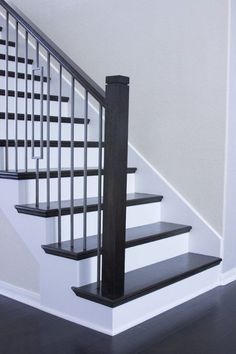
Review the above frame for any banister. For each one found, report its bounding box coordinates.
[0,1,131,298]
[0,0,106,104]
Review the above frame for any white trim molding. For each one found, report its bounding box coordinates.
[220,268,236,286]
[0,280,40,307]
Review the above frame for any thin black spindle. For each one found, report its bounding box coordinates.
[24,31,28,171]
[14,21,18,171]
[58,64,62,244]
[83,90,88,251]
[70,77,75,248]
[46,52,51,208]
[32,42,44,207]
[97,104,103,289]
[5,11,9,171]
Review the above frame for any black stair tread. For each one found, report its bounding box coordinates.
[72,253,222,307]
[0,90,69,102]
[0,70,48,82]
[15,193,163,217]
[0,139,104,148]
[0,39,16,47]
[0,53,33,64]
[0,167,137,180]
[42,222,192,261]
[0,112,89,125]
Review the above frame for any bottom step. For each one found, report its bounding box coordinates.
[72,253,221,308]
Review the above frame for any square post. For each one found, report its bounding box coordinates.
[101,75,130,299]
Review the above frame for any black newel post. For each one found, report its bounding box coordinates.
[102,75,130,299]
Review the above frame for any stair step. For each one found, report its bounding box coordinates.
[15,193,163,217]
[0,39,16,47]
[0,139,104,148]
[0,90,69,102]
[72,253,222,307]
[0,167,137,180]
[42,222,192,260]
[0,70,48,82]
[0,53,33,64]
[0,112,88,125]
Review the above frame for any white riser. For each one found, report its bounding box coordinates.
[0,44,17,56]
[0,97,69,116]
[1,77,48,93]
[0,119,85,141]
[21,173,135,203]
[59,203,161,241]
[44,202,161,241]
[125,233,188,271]
[112,265,220,335]
[0,147,102,170]
[0,61,34,73]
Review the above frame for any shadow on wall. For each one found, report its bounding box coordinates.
[0,209,40,293]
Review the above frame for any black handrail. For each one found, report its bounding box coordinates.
[0,0,105,104]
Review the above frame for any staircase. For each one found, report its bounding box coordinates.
[0,0,222,334]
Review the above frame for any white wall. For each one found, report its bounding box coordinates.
[7,0,229,234]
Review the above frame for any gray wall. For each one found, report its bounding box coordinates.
[8,0,229,234]
[222,0,236,272]
[0,209,39,292]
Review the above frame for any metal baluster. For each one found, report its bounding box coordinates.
[24,31,28,171]
[58,64,62,244]
[15,21,18,171]
[46,52,50,209]
[70,77,75,248]
[5,11,9,171]
[83,90,88,251]
[97,104,103,289]
[32,42,43,207]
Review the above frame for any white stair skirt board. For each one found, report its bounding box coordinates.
[128,145,222,258]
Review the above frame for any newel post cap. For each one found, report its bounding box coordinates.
[106,75,130,85]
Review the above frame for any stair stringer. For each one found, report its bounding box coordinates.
[128,145,222,259]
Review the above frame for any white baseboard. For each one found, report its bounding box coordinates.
[0,280,40,306]
[0,279,112,335]
[39,305,113,336]
[220,267,236,285]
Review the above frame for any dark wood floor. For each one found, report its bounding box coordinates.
[1,281,236,354]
